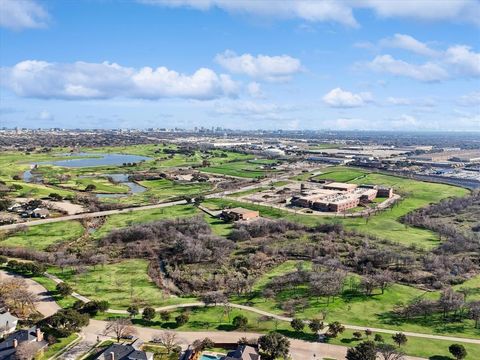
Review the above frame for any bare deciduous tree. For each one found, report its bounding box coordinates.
[152,331,178,354]
[103,319,137,342]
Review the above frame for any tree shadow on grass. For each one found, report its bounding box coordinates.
[429,356,452,360]
[377,311,475,335]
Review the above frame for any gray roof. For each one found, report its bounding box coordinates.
[96,343,152,360]
[222,345,260,360]
[0,312,18,329]
[0,326,46,360]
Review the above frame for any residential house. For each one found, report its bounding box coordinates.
[0,326,47,360]
[221,345,260,360]
[221,208,259,221]
[94,339,153,360]
[0,312,18,337]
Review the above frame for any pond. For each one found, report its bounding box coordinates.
[35,152,151,168]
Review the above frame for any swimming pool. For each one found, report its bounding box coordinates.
[200,354,223,360]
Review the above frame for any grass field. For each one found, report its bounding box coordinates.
[206,167,469,249]
[202,160,279,178]
[312,169,366,182]
[0,221,84,250]
[59,177,129,193]
[237,260,480,339]
[139,179,212,199]
[48,259,194,309]
[95,304,480,359]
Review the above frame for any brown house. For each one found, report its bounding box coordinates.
[221,207,260,221]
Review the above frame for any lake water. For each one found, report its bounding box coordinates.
[36,152,151,168]
[23,154,151,199]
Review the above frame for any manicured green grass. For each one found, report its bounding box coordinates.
[48,259,195,309]
[96,304,480,359]
[0,221,84,250]
[239,260,480,339]
[329,329,480,360]
[312,169,366,182]
[139,179,212,199]
[7,181,75,198]
[202,160,279,178]
[60,177,129,193]
[206,166,469,249]
[92,205,198,239]
[343,171,469,248]
[37,333,80,359]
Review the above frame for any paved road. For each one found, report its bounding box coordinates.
[81,319,425,360]
[105,301,480,346]
[0,200,187,231]
[43,272,480,347]
[0,269,60,317]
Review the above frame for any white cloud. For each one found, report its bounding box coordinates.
[247,82,264,98]
[457,92,480,106]
[387,97,411,105]
[322,88,372,108]
[1,60,239,100]
[140,0,358,27]
[0,0,49,30]
[38,110,54,121]
[358,0,480,26]
[379,34,439,57]
[445,45,480,77]
[367,55,448,82]
[215,50,302,81]
[141,0,480,26]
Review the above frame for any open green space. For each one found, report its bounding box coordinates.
[207,167,469,249]
[236,260,480,339]
[328,328,480,360]
[0,221,84,250]
[59,177,129,194]
[202,160,279,178]
[48,259,195,309]
[95,303,480,359]
[312,169,366,182]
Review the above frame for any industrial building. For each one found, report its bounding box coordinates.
[290,181,392,213]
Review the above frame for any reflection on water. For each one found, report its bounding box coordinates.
[35,152,151,168]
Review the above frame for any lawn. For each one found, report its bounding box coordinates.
[237,260,480,339]
[139,179,212,199]
[202,160,279,178]
[37,333,80,360]
[328,329,480,360]
[95,304,480,360]
[0,221,84,250]
[59,177,129,194]
[312,169,366,182]
[205,167,469,249]
[343,171,469,248]
[48,259,195,309]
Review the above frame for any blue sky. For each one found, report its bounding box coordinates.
[0,0,479,131]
